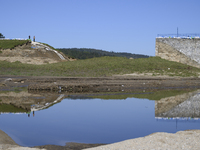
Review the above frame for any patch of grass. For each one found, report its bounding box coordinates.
[0,40,30,49]
[0,104,27,113]
[0,56,200,77]
[132,89,195,100]
[90,89,195,100]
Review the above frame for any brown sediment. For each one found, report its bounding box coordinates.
[1,75,200,93]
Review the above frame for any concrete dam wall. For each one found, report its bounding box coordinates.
[155,37,200,68]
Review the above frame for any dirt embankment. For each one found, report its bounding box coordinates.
[0,42,74,64]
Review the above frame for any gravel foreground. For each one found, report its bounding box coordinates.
[84,130,200,150]
[0,130,199,150]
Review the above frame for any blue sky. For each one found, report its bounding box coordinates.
[1,0,200,56]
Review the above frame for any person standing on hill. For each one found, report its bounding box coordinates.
[29,35,30,40]
[33,36,35,42]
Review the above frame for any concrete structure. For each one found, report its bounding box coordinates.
[156,37,200,68]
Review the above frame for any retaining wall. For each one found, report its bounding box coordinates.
[156,38,200,68]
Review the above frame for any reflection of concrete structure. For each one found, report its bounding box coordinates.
[0,91,65,114]
[155,90,200,120]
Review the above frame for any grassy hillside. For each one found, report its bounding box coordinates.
[0,104,27,113]
[0,40,30,49]
[0,56,199,77]
[90,89,194,100]
[58,48,149,59]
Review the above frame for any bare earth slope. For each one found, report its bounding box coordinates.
[0,41,74,64]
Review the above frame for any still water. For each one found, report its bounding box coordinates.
[0,90,200,147]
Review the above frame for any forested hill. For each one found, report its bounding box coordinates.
[57,48,149,59]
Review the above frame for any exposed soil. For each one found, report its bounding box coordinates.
[1,75,200,93]
[0,42,74,64]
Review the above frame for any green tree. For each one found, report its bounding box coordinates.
[0,33,5,38]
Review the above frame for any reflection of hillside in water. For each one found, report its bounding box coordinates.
[155,89,200,120]
[0,91,65,114]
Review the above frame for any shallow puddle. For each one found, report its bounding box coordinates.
[0,89,200,147]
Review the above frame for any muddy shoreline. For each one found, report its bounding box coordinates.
[1,75,200,93]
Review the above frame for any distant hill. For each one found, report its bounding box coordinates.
[57,48,149,59]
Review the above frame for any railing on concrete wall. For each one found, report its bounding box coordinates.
[157,33,200,38]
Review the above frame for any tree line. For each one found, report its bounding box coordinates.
[0,33,5,38]
[57,48,149,60]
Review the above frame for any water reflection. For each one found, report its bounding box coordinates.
[0,89,199,147]
[155,89,200,120]
[0,91,65,116]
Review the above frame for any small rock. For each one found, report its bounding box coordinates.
[5,78,12,82]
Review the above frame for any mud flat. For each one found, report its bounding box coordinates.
[1,75,200,93]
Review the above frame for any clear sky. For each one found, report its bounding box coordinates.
[1,0,200,56]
